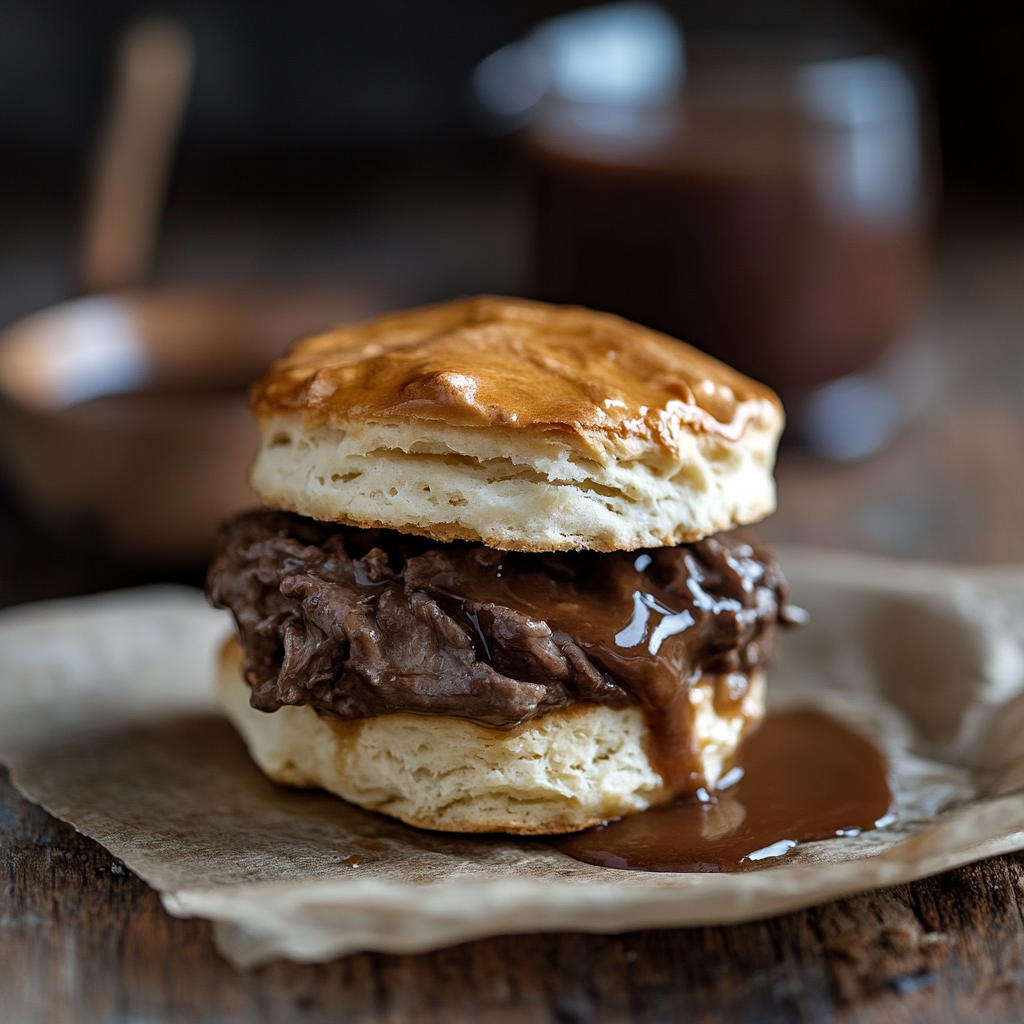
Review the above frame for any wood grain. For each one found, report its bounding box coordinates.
[4,766,1024,1024]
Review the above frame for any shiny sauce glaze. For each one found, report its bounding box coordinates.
[250,295,781,447]
[208,511,804,800]
[557,710,892,872]
[435,541,788,797]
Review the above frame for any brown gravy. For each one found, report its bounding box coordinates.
[528,101,925,399]
[211,512,803,801]
[556,710,892,872]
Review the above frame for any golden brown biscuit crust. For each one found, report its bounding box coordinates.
[251,295,782,458]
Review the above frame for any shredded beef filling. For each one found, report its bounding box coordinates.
[207,510,803,729]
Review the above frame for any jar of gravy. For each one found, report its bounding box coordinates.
[526,49,928,406]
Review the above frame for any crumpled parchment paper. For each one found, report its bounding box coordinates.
[4,547,1024,967]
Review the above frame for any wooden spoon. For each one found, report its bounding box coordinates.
[79,16,194,293]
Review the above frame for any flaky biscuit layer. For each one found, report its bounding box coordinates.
[218,638,765,835]
[249,296,783,551]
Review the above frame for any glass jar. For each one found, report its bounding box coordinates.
[525,47,928,409]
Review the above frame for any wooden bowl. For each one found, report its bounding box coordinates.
[0,284,378,566]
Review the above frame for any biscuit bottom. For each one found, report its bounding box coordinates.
[217,638,765,835]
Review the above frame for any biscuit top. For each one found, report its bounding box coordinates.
[251,296,781,455]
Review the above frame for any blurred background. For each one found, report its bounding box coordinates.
[1,0,1023,605]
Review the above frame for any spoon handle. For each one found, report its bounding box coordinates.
[80,16,194,294]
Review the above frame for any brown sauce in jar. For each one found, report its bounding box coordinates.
[557,709,892,872]
[528,92,925,399]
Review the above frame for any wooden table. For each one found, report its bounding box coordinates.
[4,212,1024,1022]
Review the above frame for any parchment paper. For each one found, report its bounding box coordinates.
[4,548,1024,967]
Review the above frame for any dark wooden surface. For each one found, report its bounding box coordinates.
[4,211,1024,1021]
[6,763,1024,1024]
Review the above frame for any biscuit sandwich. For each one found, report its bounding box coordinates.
[207,295,802,834]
